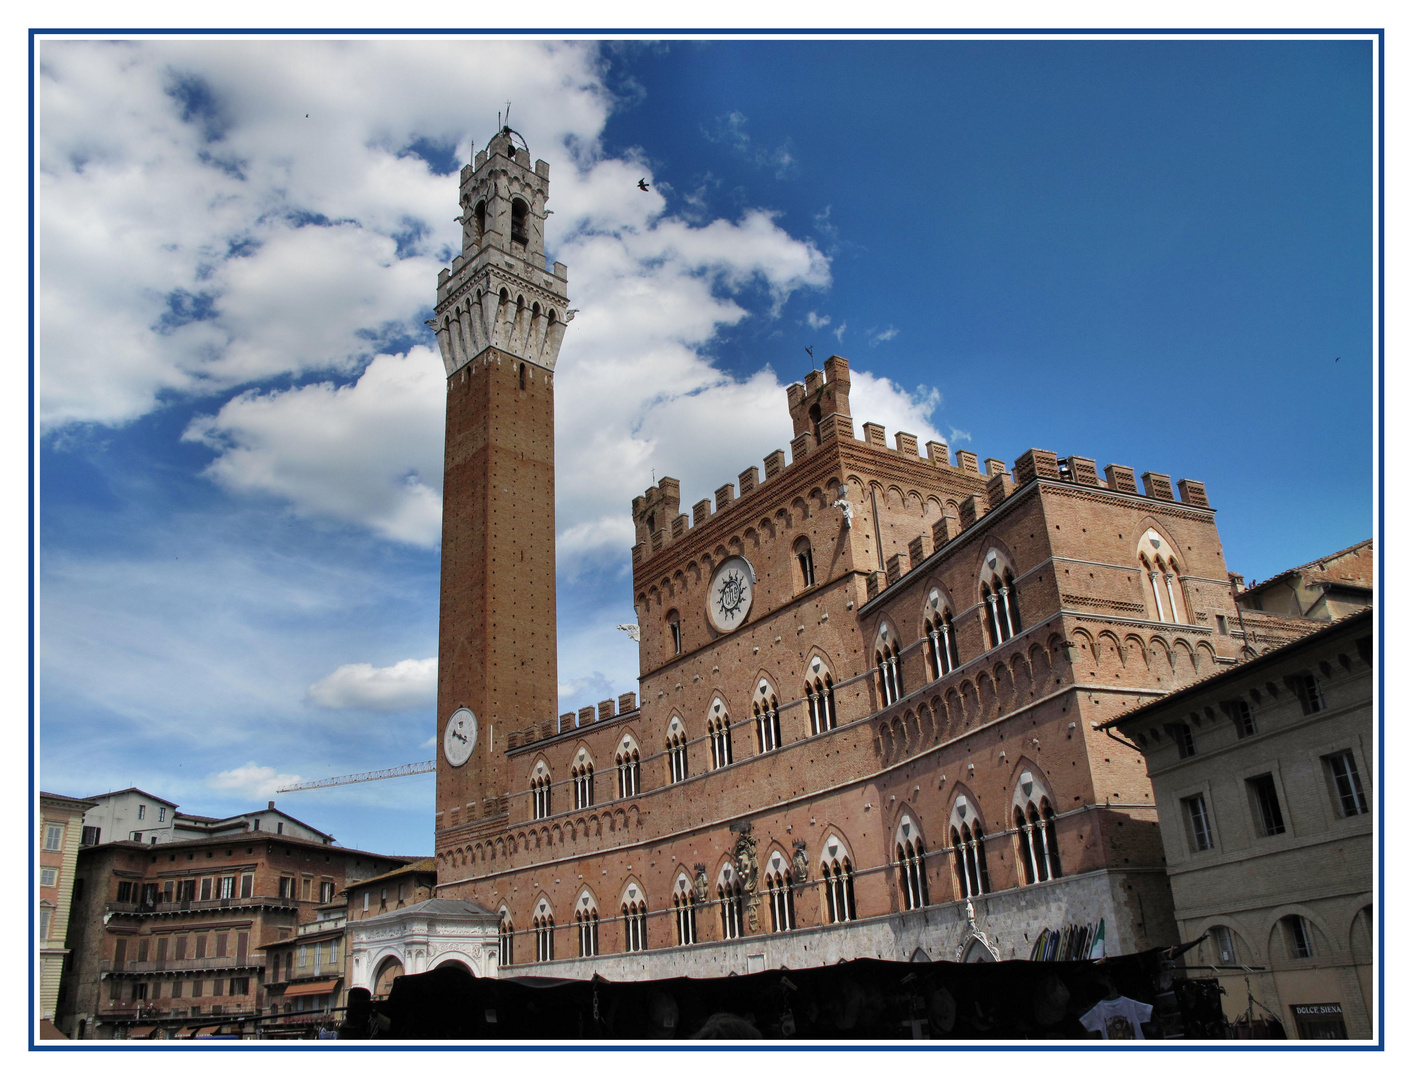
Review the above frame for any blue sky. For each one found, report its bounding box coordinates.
[35,36,1376,857]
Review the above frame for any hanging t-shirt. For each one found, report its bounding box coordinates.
[1079,996,1153,1040]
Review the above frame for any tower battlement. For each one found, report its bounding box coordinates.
[631,368,1211,567]
[429,126,571,379]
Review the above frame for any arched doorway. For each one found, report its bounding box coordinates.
[433,958,473,974]
[372,955,404,999]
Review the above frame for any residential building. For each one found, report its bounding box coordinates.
[79,788,178,847]
[57,812,411,1039]
[1103,607,1373,1038]
[38,792,96,1030]
[258,901,347,1038]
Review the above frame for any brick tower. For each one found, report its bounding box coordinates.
[429,125,570,854]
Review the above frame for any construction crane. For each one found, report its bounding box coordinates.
[276,760,434,793]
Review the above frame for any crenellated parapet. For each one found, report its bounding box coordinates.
[503,692,640,752]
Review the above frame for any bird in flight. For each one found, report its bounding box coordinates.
[638,178,650,191]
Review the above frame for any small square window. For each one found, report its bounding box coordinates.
[40,867,58,888]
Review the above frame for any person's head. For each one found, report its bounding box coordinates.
[692,1012,761,1039]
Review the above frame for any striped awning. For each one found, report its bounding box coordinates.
[174,1025,200,1038]
[284,978,340,997]
[126,1025,157,1038]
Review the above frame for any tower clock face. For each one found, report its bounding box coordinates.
[443,707,478,767]
[707,556,755,633]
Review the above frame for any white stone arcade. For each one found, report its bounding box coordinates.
[348,898,501,993]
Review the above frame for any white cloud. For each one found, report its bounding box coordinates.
[183,346,446,545]
[834,321,848,343]
[806,311,831,329]
[206,761,304,801]
[307,656,438,711]
[844,370,946,446]
[869,325,900,345]
[38,39,611,430]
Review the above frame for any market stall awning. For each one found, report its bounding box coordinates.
[174,1025,199,1038]
[127,1025,156,1038]
[285,978,340,997]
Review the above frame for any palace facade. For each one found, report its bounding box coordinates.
[426,124,1280,979]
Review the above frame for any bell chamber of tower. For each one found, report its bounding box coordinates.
[431,126,573,378]
[432,125,569,856]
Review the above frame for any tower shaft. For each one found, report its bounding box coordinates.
[431,127,569,849]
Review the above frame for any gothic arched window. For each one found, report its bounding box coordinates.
[666,718,689,783]
[708,702,733,769]
[616,738,641,799]
[753,683,781,754]
[875,624,903,707]
[530,761,552,820]
[510,198,529,246]
[805,661,837,735]
[498,911,514,966]
[766,868,795,932]
[673,873,698,946]
[794,536,816,589]
[571,759,594,810]
[896,815,930,911]
[717,866,744,940]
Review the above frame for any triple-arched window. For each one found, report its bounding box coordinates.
[673,873,698,946]
[805,656,838,734]
[717,865,744,940]
[575,903,598,958]
[616,736,641,799]
[498,910,514,966]
[766,868,795,932]
[820,836,856,924]
[571,750,594,810]
[533,903,555,962]
[980,551,1023,650]
[924,612,960,682]
[666,717,689,784]
[895,815,930,911]
[753,683,781,753]
[875,624,904,707]
[622,885,648,954]
[950,797,991,898]
[1015,800,1062,884]
[708,699,733,769]
[530,761,552,820]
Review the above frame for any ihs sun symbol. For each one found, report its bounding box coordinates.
[717,571,747,617]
